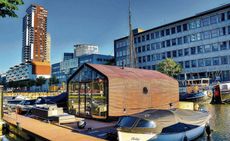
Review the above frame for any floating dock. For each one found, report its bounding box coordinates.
[3,113,105,141]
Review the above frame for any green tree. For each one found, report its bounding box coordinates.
[49,76,59,86]
[0,0,24,18]
[157,58,182,78]
[36,76,46,91]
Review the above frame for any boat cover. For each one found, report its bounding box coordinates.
[131,109,210,133]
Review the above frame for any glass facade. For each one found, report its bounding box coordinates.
[68,65,108,119]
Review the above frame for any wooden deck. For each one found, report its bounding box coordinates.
[3,113,105,141]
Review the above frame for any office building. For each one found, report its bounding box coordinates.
[63,53,74,61]
[114,4,230,82]
[74,44,99,57]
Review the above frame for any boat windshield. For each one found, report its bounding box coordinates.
[136,119,156,128]
[118,116,138,128]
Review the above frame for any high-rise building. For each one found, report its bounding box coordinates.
[22,4,48,63]
[46,33,51,62]
[114,3,230,82]
[74,44,99,57]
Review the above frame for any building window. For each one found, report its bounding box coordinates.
[185,61,190,68]
[161,52,166,59]
[191,60,197,68]
[155,31,160,38]
[134,37,137,43]
[152,65,156,70]
[220,27,226,36]
[152,54,156,61]
[190,47,196,55]
[211,29,219,38]
[221,13,225,21]
[171,27,176,34]
[156,54,161,60]
[156,42,160,49]
[210,15,218,24]
[166,40,171,47]
[146,44,150,51]
[220,41,227,50]
[202,17,210,26]
[228,11,230,20]
[138,46,141,53]
[213,57,220,65]
[138,37,141,43]
[178,49,183,57]
[172,38,176,46]
[143,56,146,62]
[142,35,145,42]
[161,30,165,37]
[147,55,151,62]
[221,56,228,65]
[151,33,154,39]
[172,50,177,57]
[184,48,189,56]
[161,41,165,48]
[177,37,182,45]
[203,31,211,39]
[198,59,204,67]
[205,58,212,66]
[166,29,170,35]
[151,43,155,50]
[191,34,196,42]
[212,43,219,51]
[178,61,183,68]
[183,23,188,31]
[177,25,182,33]
[204,44,212,52]
[146,34,150,40]
[183,36,189,43]
[167,51,171,58]
[142,45,146,52]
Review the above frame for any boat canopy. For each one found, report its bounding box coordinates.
[118,109,210,134]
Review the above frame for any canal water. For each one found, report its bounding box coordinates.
[196,103,230,141]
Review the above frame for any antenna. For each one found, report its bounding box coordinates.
[128,0,137,68]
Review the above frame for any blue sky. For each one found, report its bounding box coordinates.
[0,0,230,72]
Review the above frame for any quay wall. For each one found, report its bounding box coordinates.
[3,92,60,99]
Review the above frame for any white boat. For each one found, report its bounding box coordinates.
[117,109,211,141]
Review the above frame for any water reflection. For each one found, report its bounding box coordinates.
[195,103,230,141]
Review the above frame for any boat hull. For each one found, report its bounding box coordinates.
[118,124,206,141]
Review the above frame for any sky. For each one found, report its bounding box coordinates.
[0,0,230,72]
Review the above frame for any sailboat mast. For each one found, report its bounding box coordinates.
[128,0,137,68]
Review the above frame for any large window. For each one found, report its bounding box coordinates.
[205,58,212,66]
[68,66,108,119]
[221,56,228,65]
[172,50,177,57]
[178,49,183,57]
[171,27,176,34]
[183,36,189,43]
[211,29,219,38]
[142,45,146,52]
[197,46,204,54]
[155,31,160,38]
[185,61,190,68]
[203,31,211,39]
[212,43,219,51]
[220,41,227,50]
[166,40,171,47]
[177,25,182,33]
[198,59,204,67]
[161,30,165,37]
[161,41,165,48]
[183,23,188,31]
[172,38,176,46]
[166,29,170,35]
[191,47,196,55]
[167,51,171,58]
[210,15,218,24]
[184,48,189,56]
[213,57,220,65]
[204,44,212,52]
[202,17,210,26]
[191,60,197,68]
[161,53,166,59]
[177,37,182,45]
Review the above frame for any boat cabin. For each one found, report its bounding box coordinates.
[67,63,179,120]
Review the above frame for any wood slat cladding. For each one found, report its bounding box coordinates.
[32,61,51,75]
[87,64,179,117]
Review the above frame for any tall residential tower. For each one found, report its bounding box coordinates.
[22,4,49,63]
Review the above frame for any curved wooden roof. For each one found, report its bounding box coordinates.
[87,63,177,82]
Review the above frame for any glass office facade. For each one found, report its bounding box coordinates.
[114,4,230,82]
[68,65,108,119]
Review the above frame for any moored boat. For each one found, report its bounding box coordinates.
[179,78,211,101]
[117,109,211,141]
